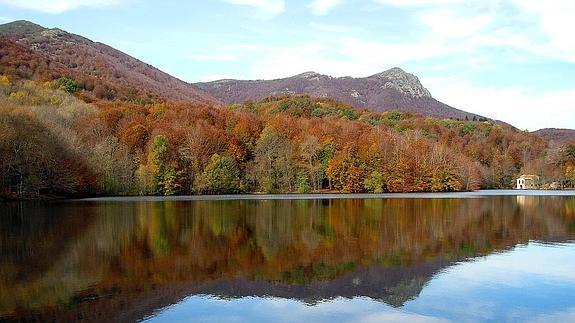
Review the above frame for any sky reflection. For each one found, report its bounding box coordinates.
[148,242,575,323]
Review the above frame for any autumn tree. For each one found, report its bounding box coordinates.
[300,135,323,191]
[364,171,385,193]
[327,146,366,193]
[195,154,241,194]
[179,120,228,191]
[137,135,180,195]
[249,128,296,193]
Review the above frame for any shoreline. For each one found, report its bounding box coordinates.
[68,190,575,202]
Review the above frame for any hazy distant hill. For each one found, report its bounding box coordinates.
[0,20,219,105]
[196,68,484,120]
[533,128,575,145]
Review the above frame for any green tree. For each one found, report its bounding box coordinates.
[460,123,475,136]
[296,171,311,193]
[196,154,241,194]
[320,140,336,190]
[566,165,575,188]
[137,135,180,195]
[159,167,180,195]
[54,77,78,93]
[364,170,385,193]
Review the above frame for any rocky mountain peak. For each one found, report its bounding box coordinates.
[197,67,481,120]
[295,71,328,81]
[371,67,432,98]
[296,71,320,77]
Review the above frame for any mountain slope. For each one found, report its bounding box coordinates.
[0,20,219,105]
[533,128,575,145]
[196,68,483,120]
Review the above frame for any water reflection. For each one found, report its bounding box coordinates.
[0,196,574,321]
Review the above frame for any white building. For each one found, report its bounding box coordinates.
[516,175,540,190]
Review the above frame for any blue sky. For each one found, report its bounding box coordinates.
[0,0,574,130]
[148,242,575,322]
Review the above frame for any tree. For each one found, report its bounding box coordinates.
[137,135,180,195]
[300,135,323,191]
[296,171,311,193]
[489,153,517,188]
[364,170,385,193]
[53,77,78,93]
[179,121,227,191]
[327,146,366,193]
[196,154,241,194]
[250,128,296,193]
[566,145,575,160]
[0,78,558,199]
[320,140,336,190]
[0,75,10,86]
[566,165,575,188]
[92,136,134,194]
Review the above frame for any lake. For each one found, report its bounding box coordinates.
[1,192,575,322]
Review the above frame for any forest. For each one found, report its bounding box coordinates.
[1,75,574,199]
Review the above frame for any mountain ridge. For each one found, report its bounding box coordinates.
[196,68,483,120]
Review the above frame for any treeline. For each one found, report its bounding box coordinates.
[1,77,574,199]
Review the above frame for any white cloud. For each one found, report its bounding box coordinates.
[200,33,462,79]
[0,16,14,22]
[419,8,491,40]
[189,54,238,62]
[237,38,452,80]
[224,0,285,17]
[309,22,359,33]
[357,312,451,323]
[427,76,575,130]
[384,0,575,64]
[338,37,451,70]
[527,308,575,323]
[157,295,452,323]
[0,0,123,13]
[373,0,463,6]
[308,0,343,16]
[232,4,499,80]
[194,0,575,130]
[436,243,575,284]
[510,0,575,62]
[280,27,575,130]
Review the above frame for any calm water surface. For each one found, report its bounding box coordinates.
[1,193,575,322]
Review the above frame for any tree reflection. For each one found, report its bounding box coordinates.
[0,196,574,320]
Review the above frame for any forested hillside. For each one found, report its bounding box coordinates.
[2,75,574,199]
[533,128,575,145]
[0,20,218,105]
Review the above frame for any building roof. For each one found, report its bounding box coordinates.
[518,174,540,180]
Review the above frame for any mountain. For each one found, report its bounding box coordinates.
[0,20,218,105]
[533,128,575,145]
[0,20,484,120]
[196,68,484,120]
